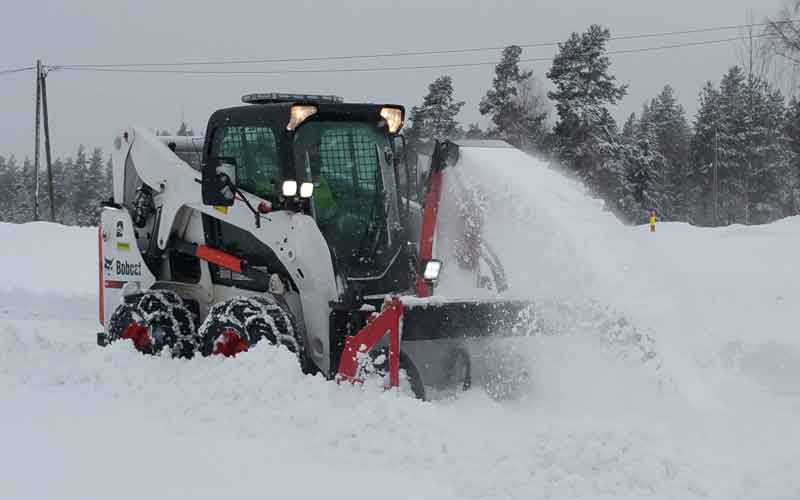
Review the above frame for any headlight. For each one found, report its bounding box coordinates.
[287,105,317,131]
[380,107,404,134]
[282,180,298,197]
[299,182,314,198]
[422,259,442,283]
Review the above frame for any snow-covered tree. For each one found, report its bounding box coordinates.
[547,25,628,202]
[8,158,35,223]
[646,85,691,220]
[622,110,666,220]
[783,97,800,214]
[407,75,465,145]
[480,45,548,151]
[689,67,790,225]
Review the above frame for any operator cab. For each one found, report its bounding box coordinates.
[202,93,412,300]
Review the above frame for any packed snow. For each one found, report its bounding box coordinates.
[2,148,799,499]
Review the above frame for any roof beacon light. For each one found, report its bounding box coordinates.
[287,105,317,131]
[299,182,314,199]
[282,180,298,197]
[242,93,344,104]
[380,107,404,134]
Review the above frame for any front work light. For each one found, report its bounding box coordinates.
[282,180,298,197]
[287,105,318,131]
[299,182,314,198]
[380,107,404,134]
[422,259,443,283]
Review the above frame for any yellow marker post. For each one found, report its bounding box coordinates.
[649,211,656,233]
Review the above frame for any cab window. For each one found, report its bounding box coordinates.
[212,126,279,201]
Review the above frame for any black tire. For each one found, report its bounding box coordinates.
[106,290,199,357]
[198,295,303,359]
[400,353,427,401]
[370,349,426,401]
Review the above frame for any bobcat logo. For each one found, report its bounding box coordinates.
[104,258,114,272]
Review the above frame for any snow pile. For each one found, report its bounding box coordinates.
[0,221,97,296]
[2,150,800,499]
[456,146,800,400]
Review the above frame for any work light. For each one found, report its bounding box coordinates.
[287,105,318,131]
[282,180,298,197]
[299,182,314,198]
[380,107,404,134]
[422,259,443,283]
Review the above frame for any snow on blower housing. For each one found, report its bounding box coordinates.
[97,92,533,399]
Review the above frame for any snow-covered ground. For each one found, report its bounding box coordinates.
[2,149,799,499]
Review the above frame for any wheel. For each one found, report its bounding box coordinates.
[370,349,426,401]
[400,353,426,401]
[106,290,199,357]
[198,295,303,360]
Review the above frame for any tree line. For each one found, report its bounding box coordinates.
[0,146,111,225]
[406,16,800,226]
[0,123,195,226]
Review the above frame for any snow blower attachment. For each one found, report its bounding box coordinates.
[98,94,534,400]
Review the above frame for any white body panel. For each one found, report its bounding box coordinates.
[99,208,157,326]
[105,127,339,374]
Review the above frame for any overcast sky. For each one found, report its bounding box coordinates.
[0,0,784,160]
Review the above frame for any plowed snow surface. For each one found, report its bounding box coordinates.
[2,150,799,499]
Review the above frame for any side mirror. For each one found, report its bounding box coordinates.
[202,157,237,206]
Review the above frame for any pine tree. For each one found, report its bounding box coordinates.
[783,97,800,214]
[0,155,10,221]
[689,81,720,225]
[10,158,34,223]
[480,45,548,151]
[83,148,106,225]
[624,110,666,220]
[740,77,787,224]
[689,68,789,225]
[622,113,637,140]
[49,158,68,223]
[547,25,628,202]
[407,75,465,145]
[71,145,93,226]
[647,85,691,220]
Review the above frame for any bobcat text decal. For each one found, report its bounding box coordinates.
[104,258,142,277]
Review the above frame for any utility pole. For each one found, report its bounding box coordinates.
[32,60,57,222]
[33,60,42,221]
[40,64,56,222]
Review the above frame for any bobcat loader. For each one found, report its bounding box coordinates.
[97,93,532,399]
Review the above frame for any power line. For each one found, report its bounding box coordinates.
[55,19,796,70]
[0,66,35,76]
[55,34,775,77]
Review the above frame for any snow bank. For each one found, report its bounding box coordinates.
[0,222,97,296]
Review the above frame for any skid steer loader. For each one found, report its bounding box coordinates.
[97,92,533,399]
